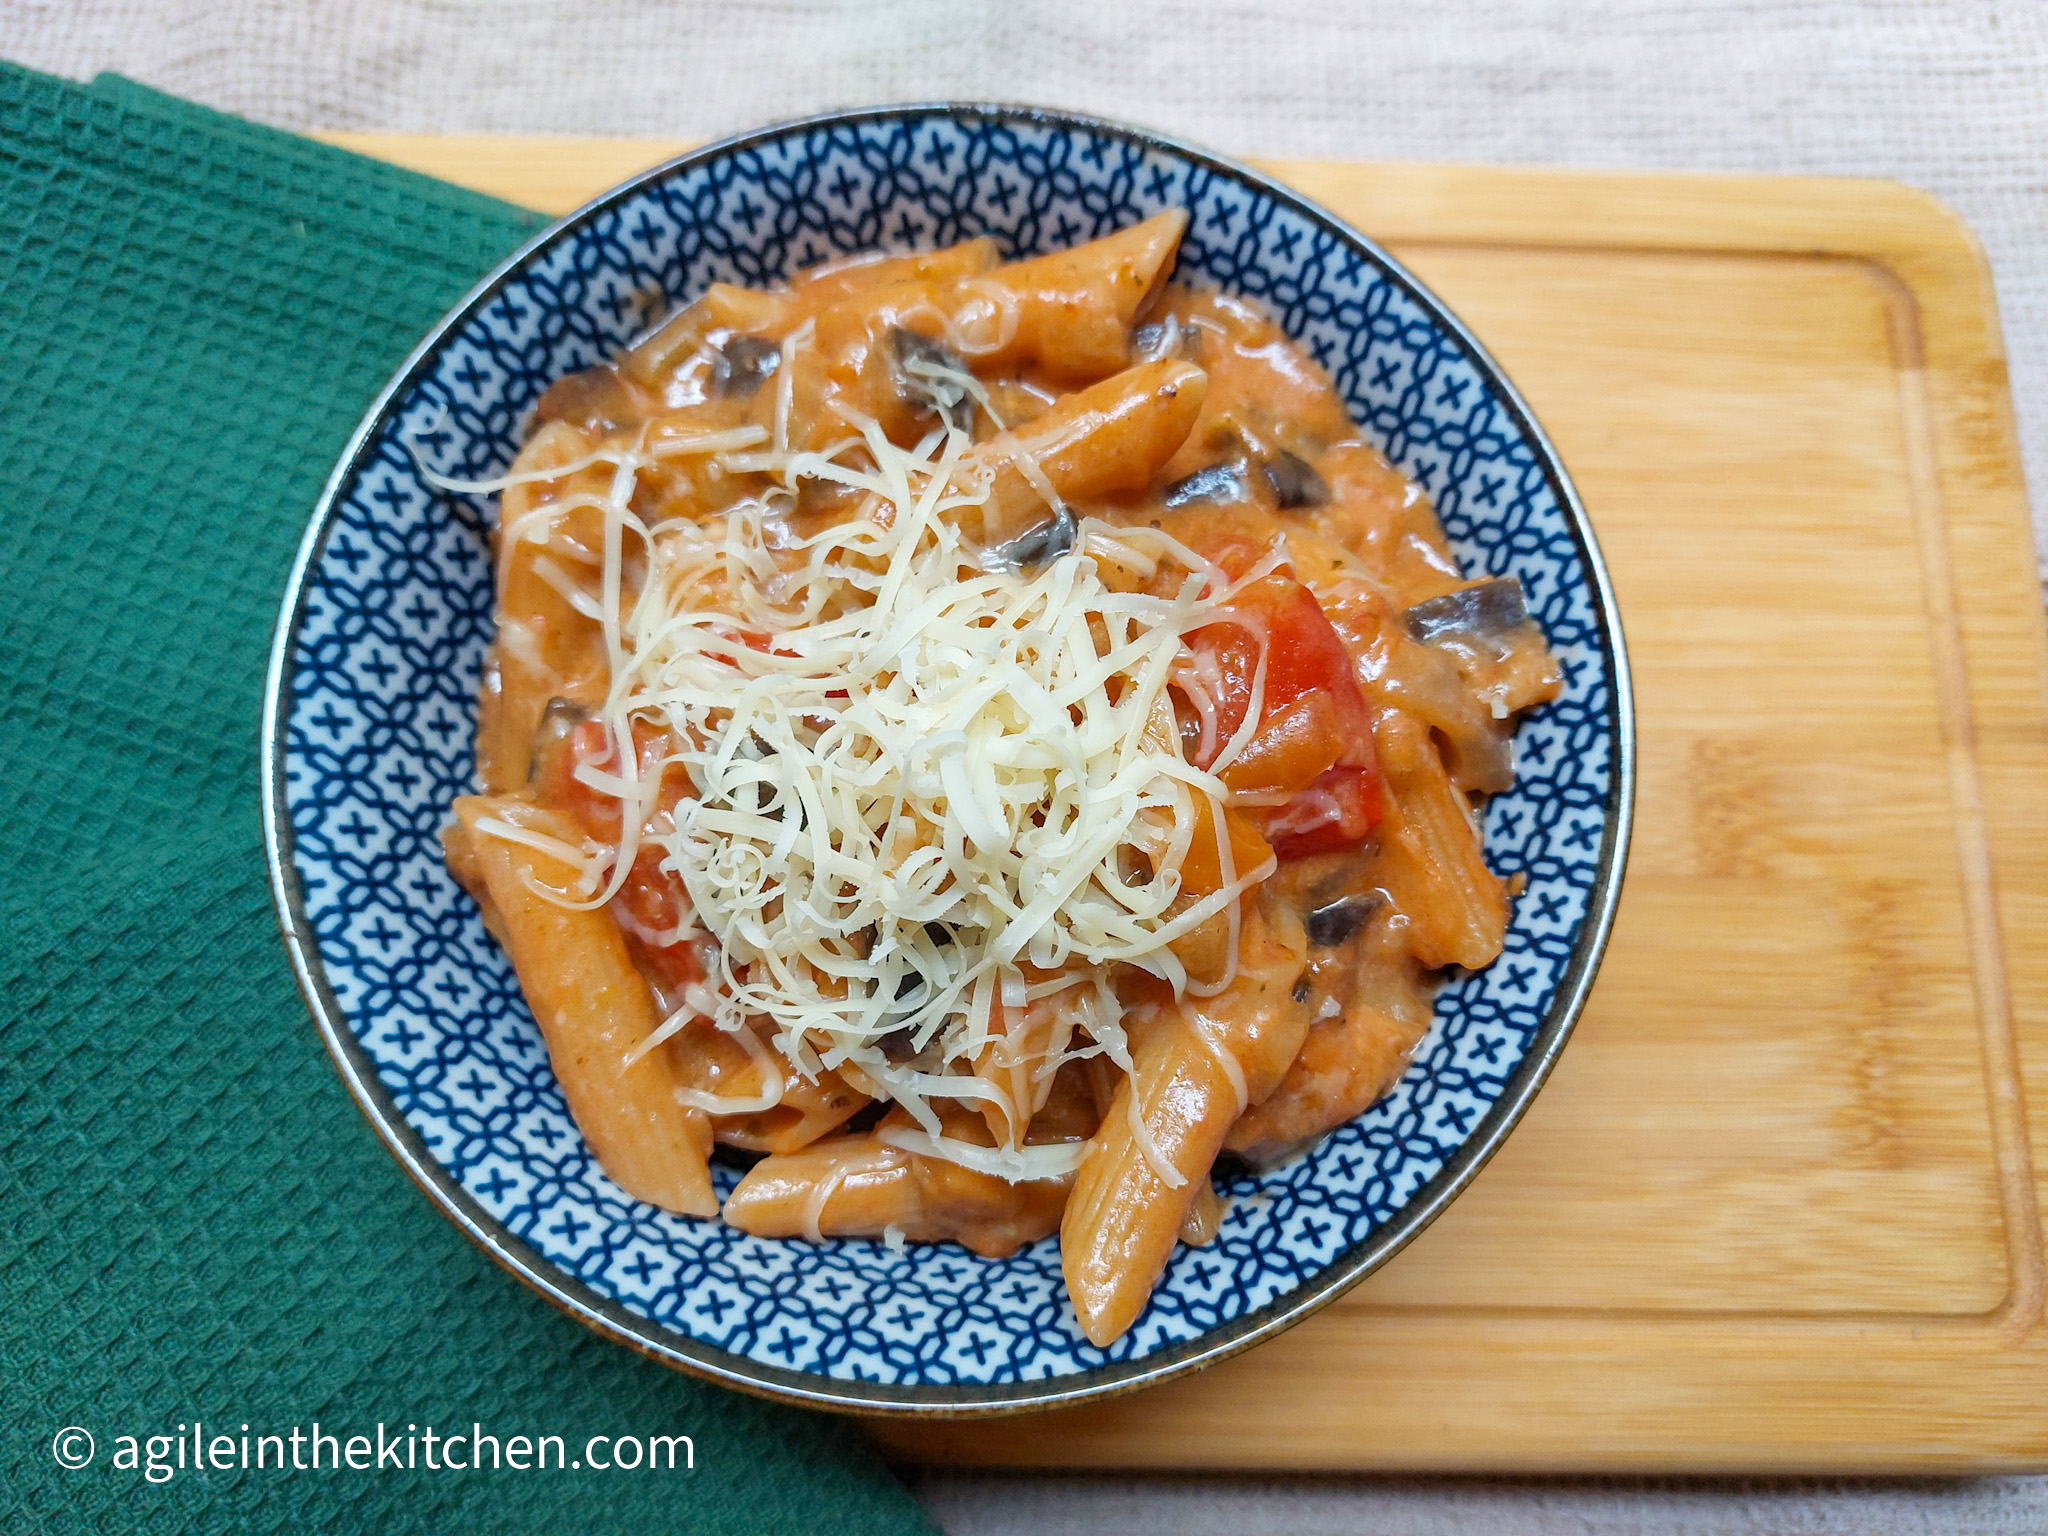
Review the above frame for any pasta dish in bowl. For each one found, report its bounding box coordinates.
[268,106,1630,1411]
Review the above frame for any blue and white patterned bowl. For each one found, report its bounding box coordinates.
[264,105,1633,1415]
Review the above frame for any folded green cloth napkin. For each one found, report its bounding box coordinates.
[0,65,935,1535]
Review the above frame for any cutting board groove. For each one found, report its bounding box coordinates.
[326,135,2048,1472]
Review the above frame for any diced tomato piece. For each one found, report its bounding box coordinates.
[534,716,682,842]
[615,844,704,994]
[532,718,621,840]
[1264,764,1384,860]
[735,628,790,657]
[615,843,683,934]
[1181,619,1261,754]
[534,725,704,989]
[1181,574,1379,789]
[1172,557,1386,861]
[1242,579,1372,738]
[1197,533,1265,587]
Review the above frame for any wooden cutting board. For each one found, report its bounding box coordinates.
[327,135,2048,1473]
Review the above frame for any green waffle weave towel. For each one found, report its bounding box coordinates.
[0,64,935,1536]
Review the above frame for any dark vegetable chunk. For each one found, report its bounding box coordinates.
[1261,448,1329,510]
[1162,461,1249,508]
[983,509,1078,570]
[532,366,639,432]
[526,696,589,782]
[1404,578,1530,644]
[1131,316,1201,363]
[876,1008,943,1070]
[712,335,781,397]
[889,325,957,375]
[889,326,974,428]
[877,1025,920,1062]
[1305,893,1381,947]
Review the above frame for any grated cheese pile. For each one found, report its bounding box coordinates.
[465,373,1286,1180]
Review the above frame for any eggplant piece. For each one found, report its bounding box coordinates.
[1403,578,1530,645]
[525,696,589,782]
[536,695,588,739]
[712,334,780,397]
[1131,315,1201,363]
[794,474,863,521]
[889,325,975,429]
[1305,893,1382,948]
[877,983,946,1067]
[880,971,928,1038]
[1260,448,1329,510]
[875,1026,945,1074]
[890,325,957,375]
[532,366,640,433]
[1162,461,1249,508]
[983,508,1077,571]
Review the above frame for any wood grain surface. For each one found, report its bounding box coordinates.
[326,134,2048,1472]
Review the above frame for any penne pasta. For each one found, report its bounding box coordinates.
[1227,998,1432,1166]
[453,796,717,1217]
[1370,710,1509,970]
[619,281,798,389]
[962,358,1207,539]
[971,984,1076,1148]
[721,1136,922,1242]
[709,1057,869,1154]
[1060,903,1308,1346]
[789,235,1002,305]
[723,1112,1073,1259]
[954,209,1188,382]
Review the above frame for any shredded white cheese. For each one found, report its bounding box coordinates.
[877,1125,1089,1182]
[458,385,1288,1182]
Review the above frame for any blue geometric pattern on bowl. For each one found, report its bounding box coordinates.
[277,107,1624,1397]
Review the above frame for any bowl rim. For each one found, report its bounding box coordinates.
[262,100,1636,1418]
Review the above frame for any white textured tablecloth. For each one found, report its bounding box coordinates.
[12,3,2042,1530]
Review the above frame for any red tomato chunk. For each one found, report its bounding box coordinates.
[1180,574,1384,857]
